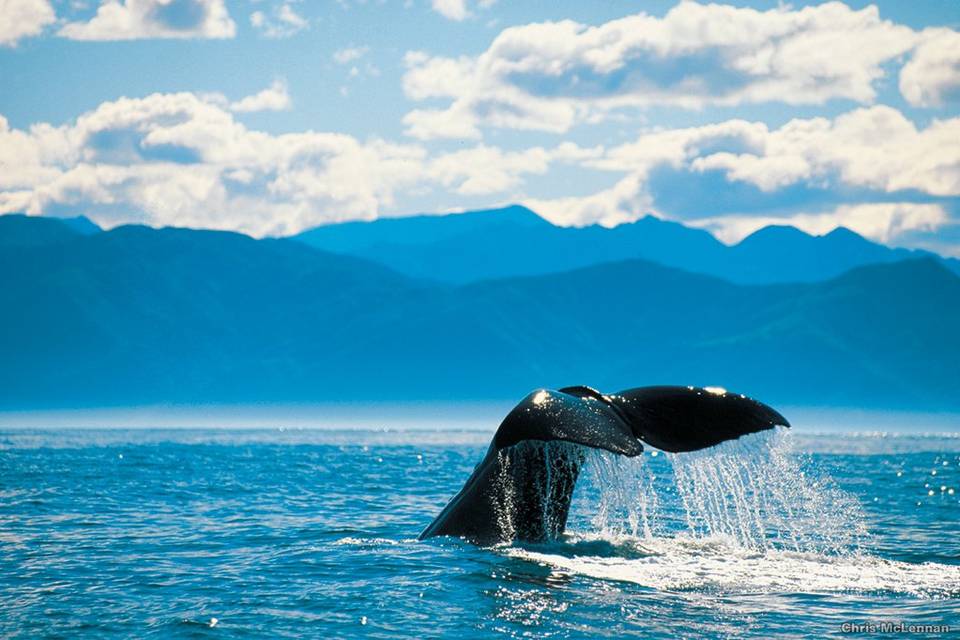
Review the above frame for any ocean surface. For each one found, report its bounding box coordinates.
[2,427,959,638]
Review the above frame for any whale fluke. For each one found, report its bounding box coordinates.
[605,385,790,453]
[420,385,789,545]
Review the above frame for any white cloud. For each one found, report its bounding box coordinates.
[900,28,960,107]
[5,93,954,249]
[0,0,55,46]
[0,91,422,234]
[524,106,960,241]
[229,80,291,113]
[59,0,235,40]
[333,46,380,83]
[402,107,480,141]
[400,51,482,139]
[333,45,368,64]
[0,90,571,236]
[687,107,960,197]
[429,0,496,22]
[690,203,950,246]
[0,114,74,192]
[402,2,926,138]
[427,145,549,195]
[431,0,467,22]
[250,2,307,39]
[402,51,475,100]
[526,174,650,228]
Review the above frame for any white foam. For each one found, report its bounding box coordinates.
[335,536,405,546]
[506,534,960,597]
[502,429,960,598]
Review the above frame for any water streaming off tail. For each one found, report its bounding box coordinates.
[504,430,960,596]
[571,428,866,553]
[494,441,584,543]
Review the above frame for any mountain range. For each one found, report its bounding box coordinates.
[2,210,958,412]
[293,205,960,284]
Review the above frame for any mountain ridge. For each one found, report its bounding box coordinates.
[293,205,960,284]
[2,215,957,411]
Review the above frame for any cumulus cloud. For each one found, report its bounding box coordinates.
[430,0,464,21]
[0,92,419,235]
[900,28,960,107]
[250,1,307,39]
[402,2,932,139]
[4,90,954,249]
[429,0,496,21]
[0,90,572,236]
[403,107,480,141]
[0,0,55,46]
[229,80,291,113]
[686,107,960,197]
[526,175,651,228]
[402,51,475,100]
[59,0,235,41]
[525,106,959,244]
[427,145,550,195]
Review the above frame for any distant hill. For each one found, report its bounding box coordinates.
[293,205,960,284]
[59,215,101,236]
[0,218,421,408]
[2,215,958,411]
[0,214,99,248]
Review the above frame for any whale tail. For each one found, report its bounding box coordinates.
[420,385,789,544]
[566,385,790,453]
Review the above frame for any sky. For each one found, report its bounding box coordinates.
[1,0,958,255]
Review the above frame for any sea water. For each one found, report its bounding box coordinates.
[1,428,959,638]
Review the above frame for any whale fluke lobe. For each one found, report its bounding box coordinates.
[420,385,789,544]
[493,388,643,456]
[608,386,790,453]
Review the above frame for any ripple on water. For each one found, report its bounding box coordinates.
[1,428,959,638]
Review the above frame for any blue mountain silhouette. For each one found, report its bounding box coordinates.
[294,205,960,284]
[2,213,957,411]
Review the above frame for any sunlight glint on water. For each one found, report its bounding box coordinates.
[2,428,960,637]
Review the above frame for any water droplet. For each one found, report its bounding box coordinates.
[650,451,659,457]
[896,471,902,477]
[209,618,218,628]
[360,616,367,625]
[932,470,938,476]
[928,490,935,496]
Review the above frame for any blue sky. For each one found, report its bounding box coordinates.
[1,0,958,255]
